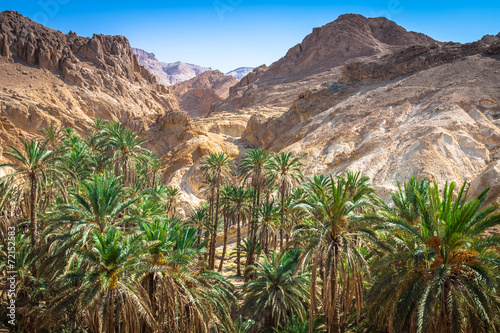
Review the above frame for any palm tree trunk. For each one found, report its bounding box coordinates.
[218,214,229,272]
[209,181,221,270]
[30,175,37,247]
[245,184,260,281]
[236,212,242,276]
[310,255,319,333]
[329,244,340,333]
[280,186,285,250]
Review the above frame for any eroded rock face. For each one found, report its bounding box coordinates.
[170,70,239,118]
[242,40,500,202]
[0,10,179,151]
[212,14,437,113]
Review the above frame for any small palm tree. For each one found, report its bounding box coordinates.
[0,140,64,246]
[48,228,156,333]
[367,180,500,333]
[242,249,310,331]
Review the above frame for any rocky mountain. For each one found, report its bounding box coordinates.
[170,70,239,118]
[226,67,254,80]
[1,10,500,214]
[132,47,210,85]
[160,15,500,212]
[0,10,194,162]
[241,36,500,204]
[212,14,437,113]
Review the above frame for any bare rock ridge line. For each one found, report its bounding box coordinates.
[131,47,211,86]
[212,14,438,113]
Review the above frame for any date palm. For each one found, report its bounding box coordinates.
[222,185,253,275]
[242,249,310,331]
[48,228,156,333]
[106,124,147,186]
[268,151,303,249]
[294,173,375,333]
[201,151,233,270]
[56,172,139,235]
[367,181,500,333]
[238,148,272,278]
[0,140,64,246]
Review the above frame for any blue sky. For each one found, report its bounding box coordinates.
[1,1,499,72]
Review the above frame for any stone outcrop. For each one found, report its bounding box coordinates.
[170,70,239,118]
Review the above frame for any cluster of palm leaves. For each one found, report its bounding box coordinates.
[1,120,500,333]
[0,121,234,332]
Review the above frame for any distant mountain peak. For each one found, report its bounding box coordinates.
[131,48,211,86]
[226,67,255,80]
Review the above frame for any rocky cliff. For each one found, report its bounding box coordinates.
[132,47,211,86]
[170,70,239,118]
[0,10,182,153]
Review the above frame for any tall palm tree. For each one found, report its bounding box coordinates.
[0,140,63,246]
[268,151,303,249]
[238,148,272,278]
[367,181,500,333]
[222,185,253,276]
[294,172,375,333]
[242,249,310,331]
[106,125,147,186]
[201,151,233,270]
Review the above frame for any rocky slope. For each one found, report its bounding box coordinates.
[132,47,210,85]
[212,14,436,113]
[226,67,254,80]
[170,70,239,118]
[0,10,189,157]
[242,36,500,204]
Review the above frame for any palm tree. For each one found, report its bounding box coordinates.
[55,172,139,235]
[188,202,209,248]
[105,124,147,186]
[164,185,181,215]
[268,151,303,249]
[48,228,156,333]
[367,180,500,333]
[222,185,253,276]
[41,123,62,152]
[256,200,281,255]
[242,249,310,331]
[140,217,236,333]
[0,140,64,246]
[293,172,375,333]
[201,151,233,270]
[238,148,272,278]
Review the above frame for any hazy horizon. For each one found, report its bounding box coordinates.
[1,1,499,73]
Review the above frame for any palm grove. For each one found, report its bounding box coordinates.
[0,121,499,333]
